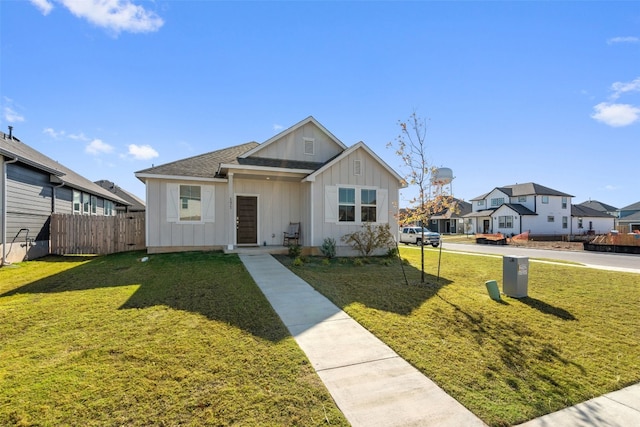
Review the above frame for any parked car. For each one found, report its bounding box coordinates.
[399,227,440,247]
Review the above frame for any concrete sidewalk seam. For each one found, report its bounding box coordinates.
[314,355,402,373]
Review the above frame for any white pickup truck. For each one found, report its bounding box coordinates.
[399,227,440,247]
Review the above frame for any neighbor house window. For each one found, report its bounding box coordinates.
[562,216,568,229]
[578,218,583,229]
[360,189,377,222]
[518,196,526,203]
[477,200,485,207]
[180,185,201,221]
[338,188,356,222]
[547,215,554,222]
[303,137,314,155]
[73,190,81,214]
[562,197,567,209]
[542,196,549,204]
[491,197,504,207]
[91,195,97,215]
[83,192,90,214]
[498,216,513,228]
[104,200,114,216]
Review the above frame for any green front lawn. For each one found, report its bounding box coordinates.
[279,248,640,426]
[0,251,347,426]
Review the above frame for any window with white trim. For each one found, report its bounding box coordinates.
[491,197,504,207]
[83,192,90,214]
[547,215,554,222]
[578,218,583,229]
[542,196,549,204]
[360,189,377,222]
[518,196,526,203]
[562,197,567,209]
[498,215,513,228]
[73,190,81,214]
[477,200,485,207]
[104,200,114,216]
[338,188,355,222]
[180,185,202,221]
[91,195,97,215]
[562,216,568,229]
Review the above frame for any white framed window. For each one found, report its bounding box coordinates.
[354,160,362,176]
[518,196,526,203]
[491,197,504,207]
[578,218,583,229]
[91,195,97,215]
[73,190,81,214]
[180,185,202,221]
[338,188,356,222]
[542,196,549,204]
[499,215,513,228]
[477,200,485,207]
[83,192,90,214]
[360,188,377,222]
[562,197,567,209]
[547,215,554,222]
[104,200,114,216]
[167,184,215,223]
[303,137,314,155]
[562,216,568,229]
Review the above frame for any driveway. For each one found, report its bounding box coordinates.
[437,242,640,274]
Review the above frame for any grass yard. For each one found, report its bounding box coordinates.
[278,247,640,427]
[0,251,348,427]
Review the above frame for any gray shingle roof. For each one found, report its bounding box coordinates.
[571,205,614,218]
[502,203,538,215]
[135,142,259,178]
[95,180,145,211]
[620,201,640,211]
[237,157,325,170]
[1,132,129,205]
[471,182,573,200]
[576,200,618,212]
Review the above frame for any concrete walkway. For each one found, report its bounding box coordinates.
[240,253,485,427]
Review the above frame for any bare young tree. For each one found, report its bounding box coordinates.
[388,111,455,283]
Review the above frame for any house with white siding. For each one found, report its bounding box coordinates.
[135,116,404,255]
[570,204,615,235]
[1,130,130,264]
[464,183,574,237]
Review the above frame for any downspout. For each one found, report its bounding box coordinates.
[2,156,19,266]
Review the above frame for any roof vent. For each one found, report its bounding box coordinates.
[8,126,13,139]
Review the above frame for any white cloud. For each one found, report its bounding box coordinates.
[607,36,640,45]
[4,107,25,123]
[85,139,114,155]
[68,132,89,141]
[273,124,284,131]
[43,127,65,138]
[29,0,164,35]
[610,77,640,100]
[591,102,640,127]
[127,144,158,160]
[29,0,54,15]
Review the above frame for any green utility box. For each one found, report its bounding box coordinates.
[503,256,529,298]
[485,280,501,301]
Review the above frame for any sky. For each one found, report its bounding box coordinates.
[1,0,638,209]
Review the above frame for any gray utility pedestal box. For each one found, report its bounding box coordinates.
[503,256,529,298]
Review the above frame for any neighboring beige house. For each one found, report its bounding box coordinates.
[135,116,404,254]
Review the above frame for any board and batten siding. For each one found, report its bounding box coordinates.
[311,147,400,247]
[145,179,226,250]
[252,122,343,163]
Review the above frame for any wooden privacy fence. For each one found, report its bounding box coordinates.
[50,212,145,255]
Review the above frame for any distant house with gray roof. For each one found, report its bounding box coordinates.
[576,200,618,218]
[617,201,640,233]
[1,130,129,264]
[95,179,145,212]
[135,116,404,254]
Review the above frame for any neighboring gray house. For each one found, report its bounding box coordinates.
[135,116,404,255]
[429,199,472,234]
[618,201,640,233]
[95,179,145,212]
[576,200,619,218]
[1,130,129,264]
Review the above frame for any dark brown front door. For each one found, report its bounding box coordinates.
[236,196,257,245]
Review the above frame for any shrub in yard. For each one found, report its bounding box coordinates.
[292,257,304,266]
[338,257,349,264]
[288,244,302,259]
[353,258,364,266]
[341,223,395,257]
[321,258,331,266]
[320,237,337,259]
[386,246,398,258]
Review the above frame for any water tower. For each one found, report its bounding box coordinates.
[432,167,454,195]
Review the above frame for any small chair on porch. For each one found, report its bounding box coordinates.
[283,222,300,246]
